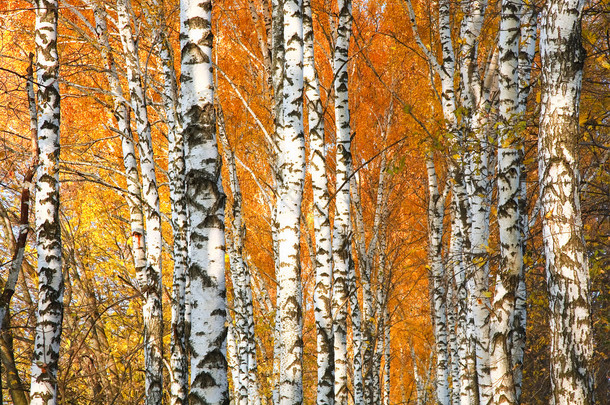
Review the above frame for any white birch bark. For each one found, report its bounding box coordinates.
[347,257,364,405]
[143,3,191,402]
[218,109,261,405]
[512,6,537,400]
[458,4,492,403]
[270,3,284,400]
[92,0,147,290]
[332,0,355,403]
[181,0,229,402]
[383,309,390,405]
[426,154,450,405]
[116,1,164,402]
[539,1,594,403]
[447,259,460,405]
[30,1,63,403]
[303,0,334,402]
[449,193,476,405]
[276,0,306,402]
[351,173,376,405]
[227,321,240,403]
[491,0,521,402]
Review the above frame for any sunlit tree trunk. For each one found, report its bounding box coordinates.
[512,5,537,400]
[490,0,521,403]
[303,0,334,403]
[425,153,450,405]
[332,0,355,403]
[270,1,284,401]
[218,110,261,405]
[275,0,306,402]
[144,3,191,402]
[449,193,477,405]
[181,0,229,403]
[351,172,375,404]
[227,321,240,403]
[447,260,460,405]
[116,1,164,402]
[539,0,594,403]
[92,0,147,290]
[382,308,390,405]
[458,3,491,403]
[30,1,63,403]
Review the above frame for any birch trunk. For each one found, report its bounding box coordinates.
[332,0,354,403]
[143,3,191,402]
[271,2,284,400]
[426,153,450,405]
[181,0,229,403]
[512,5,537,400]
[459,4,492,403]
[30,1,64,403]
[116,1,164,402]
[491,0,521,402]
[218,110,261,405]
[382,309,390,405]
[539,1,594,403]
[276,0,306,402]
[92,1,147,293]
[447,259,460,405]
[303,0,334,402]
[450,193,477,405]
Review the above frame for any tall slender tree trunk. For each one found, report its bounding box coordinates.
[30,1,64,403]
[92,1,147,290]
[512,5,537,400]
[458,3,492,404]
[180,0,229,403]
[332,0,355,403]
[143,3,190,402]
[382,308,390,405]
[303,0,334,403]
[116,1,164,402]
[270,2,284,401]
[218,109,261,405]
[426,153,450,405]
[276,0,306,401]
[539,1,594,403]
[491,0,522,402]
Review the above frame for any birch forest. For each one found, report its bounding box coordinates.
[0,0,609,404]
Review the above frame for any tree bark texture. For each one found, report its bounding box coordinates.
[181,0,229,403]
[30,1,64,403]
[303,0,334,403]
[116,1,165,403]
[539,0,594,403]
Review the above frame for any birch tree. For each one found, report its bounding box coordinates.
[490,0,522,402]
[539,0,594,403]
[181,0,229,402]
[303,0,334,402]
[218,108,261,405]
[276,0,306,401]
[92,0,147,292]
[332,0,356,403]
[425,153,450,405]
[512,5,537,400]
[30,1,64,403]
[145,2,190,401]
[115,1,165,402]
